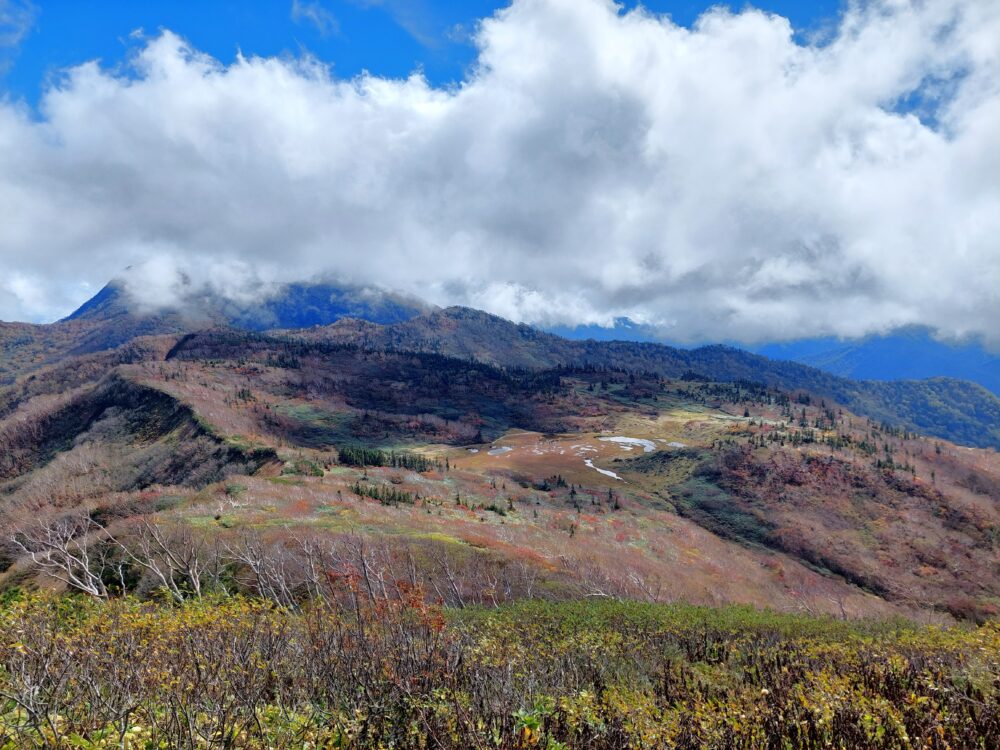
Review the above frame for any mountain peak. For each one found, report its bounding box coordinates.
[62,277,428,330]
[61,280,129,322]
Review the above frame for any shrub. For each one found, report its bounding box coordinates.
[0,596,997,748]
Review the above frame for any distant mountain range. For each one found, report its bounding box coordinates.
[753,327,1000,397]
[2,280,999,449]
[550,320,1000,398]
[296,307,1000,450]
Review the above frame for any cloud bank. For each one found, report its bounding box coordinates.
[0,0,998,344]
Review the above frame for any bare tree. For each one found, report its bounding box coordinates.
[513,559,540,600]
[114,519,215,602]
[223,530,301,608]
[628,568,667,602]
[10,512,120,598]
[427,544,468,607]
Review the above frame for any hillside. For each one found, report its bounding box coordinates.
[2,328,998,623]
[2,287,998,623]
[297,308,1000,449]
[8,283,998,449]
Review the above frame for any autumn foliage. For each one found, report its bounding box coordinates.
[0,593,997,749]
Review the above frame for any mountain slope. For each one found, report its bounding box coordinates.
[2,327,998,620]
[0,366,277,524]
[6,286,1000,449]
[296,308,1000,449]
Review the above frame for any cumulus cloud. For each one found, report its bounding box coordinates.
[0,0,998,345]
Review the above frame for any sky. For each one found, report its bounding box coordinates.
[0,0,998,346]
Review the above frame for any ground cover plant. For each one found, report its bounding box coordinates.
[0,592,997,749]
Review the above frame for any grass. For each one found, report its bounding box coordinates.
[272,402,355,448]
[673,475,774,547]
[265,476,305,486]
[452,598,922,640]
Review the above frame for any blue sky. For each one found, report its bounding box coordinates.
[3,1,842,103]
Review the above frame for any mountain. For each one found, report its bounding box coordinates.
[755,326,1000,397]
[296,307,1000,450]
[546,317,663,343]
[4,279,1000,747]
[64,278,428,332]
[0,278,428,385]
[3,316,999,748]
[4,284,999,449]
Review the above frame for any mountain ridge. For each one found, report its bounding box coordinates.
[292,307,1000,450]
[753,325,1000,396]
[4,286,1000,450]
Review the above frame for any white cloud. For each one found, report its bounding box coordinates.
[0,0,999,345]
[353,0,440,48]
[0,0,35,73]
[0,0,33,46]
[291,0,338,37]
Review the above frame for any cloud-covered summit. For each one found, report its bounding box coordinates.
[1,0,998,345]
